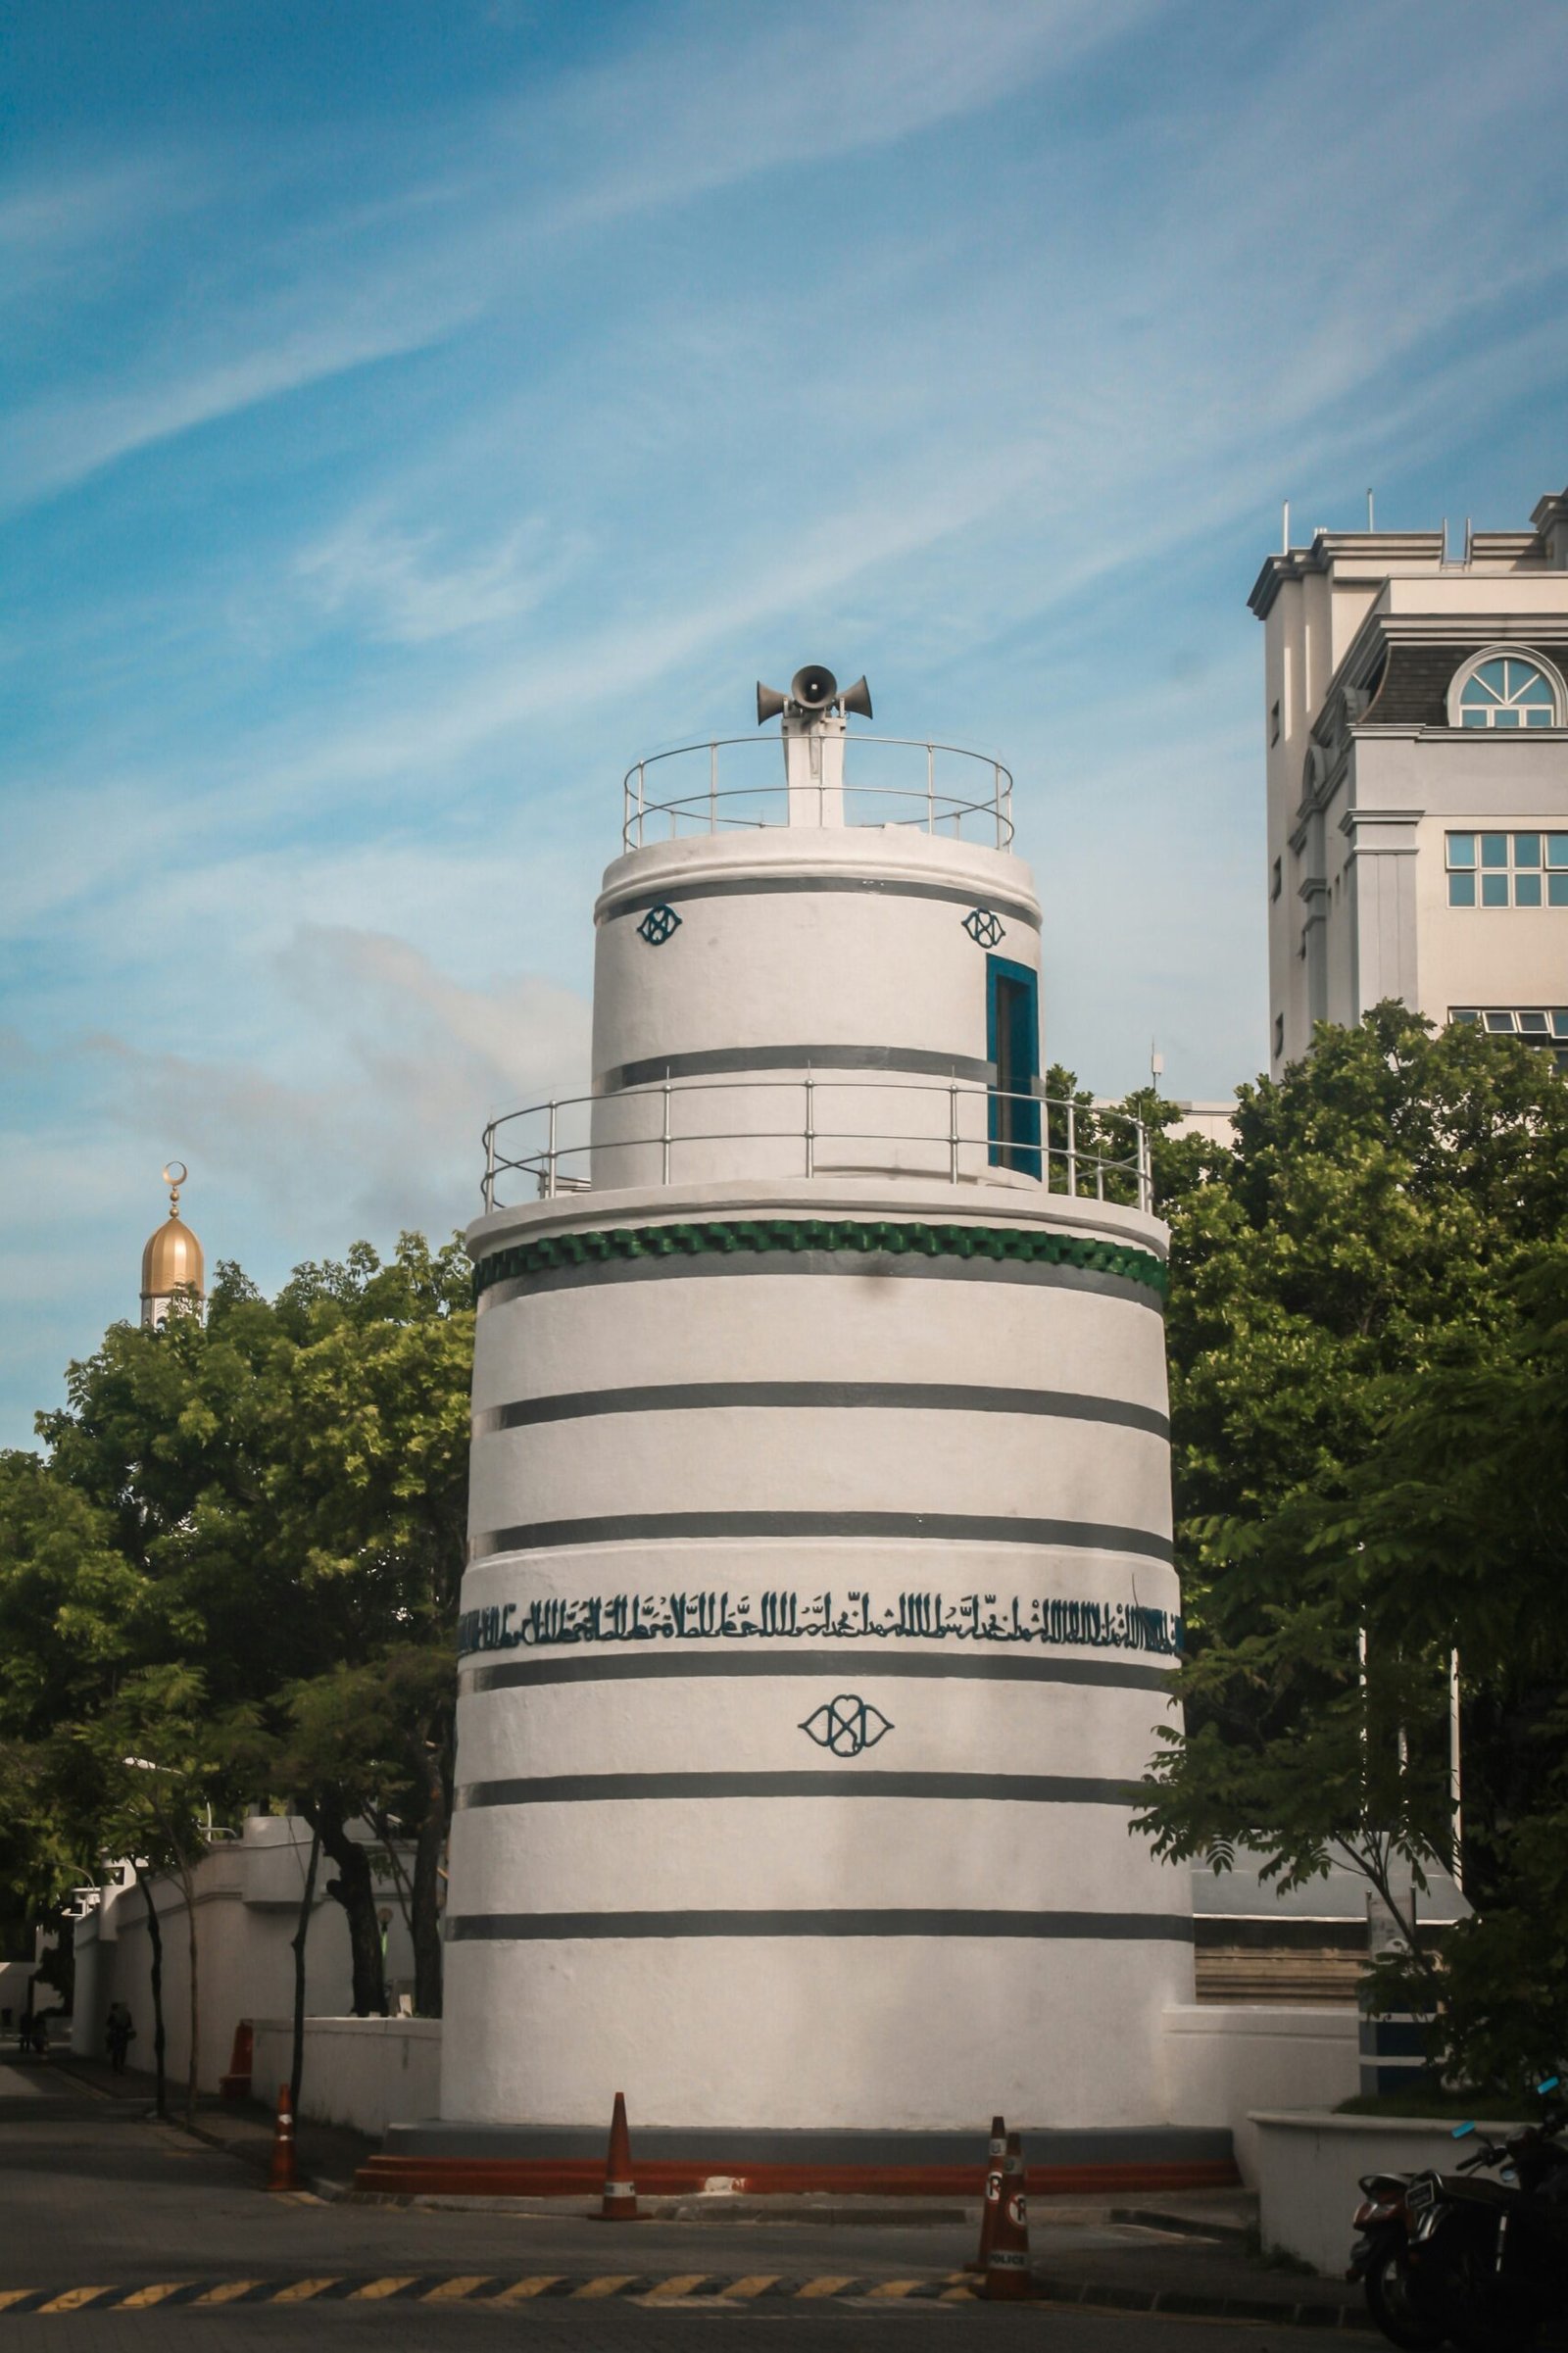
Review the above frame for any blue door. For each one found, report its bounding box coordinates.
[987,955,1041,1178]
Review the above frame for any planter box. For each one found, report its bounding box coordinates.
[1250,2108,1521,2277]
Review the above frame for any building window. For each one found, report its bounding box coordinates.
[1273,1011,1284,1058]
[1447,646,1566,729]
[1270,700,1281,747]
[1450,1006,1568,1072]
[1446,830,1568,907]
[1270,856,1282,902]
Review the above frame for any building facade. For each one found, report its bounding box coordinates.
[1251,484,1568,1072]
[430,671,1205,2176]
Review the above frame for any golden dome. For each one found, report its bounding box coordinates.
[140,1162,205,1316]
[141,1215,204,1299]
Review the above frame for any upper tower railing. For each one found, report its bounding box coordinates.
[622,735,1014,852]
[481,1075,1152,1215]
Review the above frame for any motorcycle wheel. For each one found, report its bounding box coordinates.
[1436,2239,1538,2353]
[1362,2243,1445,2350]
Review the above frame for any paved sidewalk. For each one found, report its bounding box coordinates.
[44,2047,377,2193]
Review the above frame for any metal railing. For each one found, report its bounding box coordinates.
[622,735,1014,850]
[481,1073,1151,1213]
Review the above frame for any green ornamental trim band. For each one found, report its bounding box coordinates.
[472,1216,1167,1300]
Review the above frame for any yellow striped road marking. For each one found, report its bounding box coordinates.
[194,2283,264,2306]
[491,2278,565,2303]
[270,2279,342,2302]
[867,2281,924,2299]
[420,2277,494,2302]
[34,2289,116,2314]
[940,2284,979,2301]
[570,2277,636,2300]
[0,2295,37,2315]
[796,2278,855,2299]
[719,2277,780,2299]
[639,2277,710,2302]
[348,2279,418,2302]
[116,2284,195,2309]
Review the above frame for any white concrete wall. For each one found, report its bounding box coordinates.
[70,1819,416,2091]
[1252,2110,1521,2276]
[593,830,1041,1071]
[1161,2007,1359,2185]
[0,1958,43,2026]
[586,830,1045,1190]
[251,2016,441,2135]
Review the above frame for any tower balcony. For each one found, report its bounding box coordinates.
[481,1073,1152,1214]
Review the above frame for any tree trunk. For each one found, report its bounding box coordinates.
[412,1752,448,2018]
[289,1826,321,2121]
[310,1797,386,2015]
[131,1861,168,2119]
[179,1859,199,2129]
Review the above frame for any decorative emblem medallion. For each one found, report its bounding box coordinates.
[962,907,1004,948]
[636,904,682,945]
[800,1694,893,1755]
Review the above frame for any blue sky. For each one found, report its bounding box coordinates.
[3,0,1566,1446]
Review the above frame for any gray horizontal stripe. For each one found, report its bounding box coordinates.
[449,1907,1194,1943]
[481,1253,1161,1317]
[464,1650,1176,1693]
[457,1771,1136,1808]
[600,874,1041,928]
[596,1043,998,1094]
[467,1510,1175,1564]
[475,1381,1168,1439]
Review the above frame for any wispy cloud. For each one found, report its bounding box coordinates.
[82,925,590,1235]
[294,512,580,645]
[0,300,477,512]
[0,0,1152,511]
[524,0,1159,226]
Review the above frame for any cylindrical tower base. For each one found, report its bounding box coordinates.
[442,1178,1191,2146]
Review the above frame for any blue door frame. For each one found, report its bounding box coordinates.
[986,954,1041,1178]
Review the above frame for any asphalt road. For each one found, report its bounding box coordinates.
[0,2060,1349,2349]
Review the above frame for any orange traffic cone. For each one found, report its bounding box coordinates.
[964,2114,1006,2271]
[594,2091,640,2220]
[983,2131,1032,2301]
[267,2083,299,2192]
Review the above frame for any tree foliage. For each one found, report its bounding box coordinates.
[1134,1005,1568,2083]
[11,1231,470,2022]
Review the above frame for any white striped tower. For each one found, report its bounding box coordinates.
[433,674,1198,2174]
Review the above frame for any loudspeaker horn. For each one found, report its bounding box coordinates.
[840,674,873,721]
[757,681,787,725]
[790,664,839,711]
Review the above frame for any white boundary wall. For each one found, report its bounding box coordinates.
[1160,2006,1359,2185]
[71,1819,416,2091]
[251,2016,441,2135]
[1252,2110,1524,2276]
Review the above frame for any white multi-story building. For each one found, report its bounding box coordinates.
[1251,484,1568,1072]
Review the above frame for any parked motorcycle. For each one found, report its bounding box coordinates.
[1349,2076,1567,2352]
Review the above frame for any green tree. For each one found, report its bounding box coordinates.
[1134,1006,1568,2081]
[36,1232,470,2017]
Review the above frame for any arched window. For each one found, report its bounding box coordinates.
[1447,647,1565,729]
